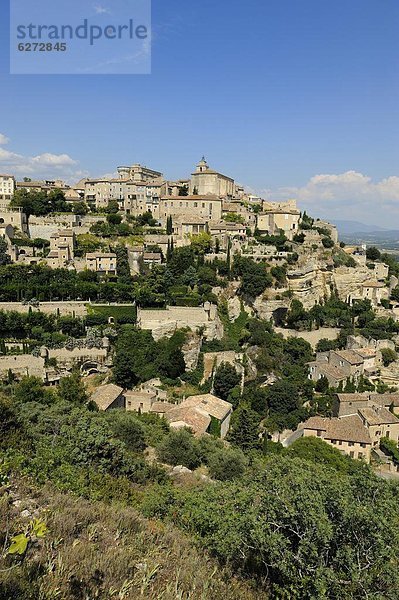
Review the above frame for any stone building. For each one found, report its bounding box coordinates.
[86,252,117,275]
[0,354,46,381]
[257,200,300,240]
[90,383,125,411]
[0,174,15,203]
[299,415,372,462]
[46,229,75,269]
[189,157,235,198]
[159,195,222,224]
[165,393,233,438]
[117,163,163,182]
[0,205,29,235]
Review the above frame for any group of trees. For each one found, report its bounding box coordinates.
[0,264,136,303]
[11,188,71,217]
[113,326,186,387]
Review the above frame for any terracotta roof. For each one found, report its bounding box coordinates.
[183,393,233,421]
[90,383,123,411]
[303,415,371,444]
[301,416,328,432]
[166,406,211,435]
[334,350,364,365]
[370,393,399,407]
[358,406,399,426]
[150,401,173,414]
[336,393,370,403]
[318,364,347,381]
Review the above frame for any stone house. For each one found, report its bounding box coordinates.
[256,200,300,241]
[358,405,399,447]
[165,393,233,439]
[300,415,372,462]
[159,195,222,224]
[308,361,348,388]
[124,390,157,413]
[90,383,125,411]
[0,174,15,203]
[86,252,117,275]
[334,393,373,417]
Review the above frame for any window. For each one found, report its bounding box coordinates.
[350,451,355,458]
[348,442,354,447]
[316,430,322,437]
[360,443,366,448]
[194,202,198,207]
[358,452,363,460]
[338,441,343,446]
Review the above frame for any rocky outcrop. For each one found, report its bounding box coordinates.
[182,332,201,371]
[333,265,376,302]
[286,261,334,309]
[253,297,290,322]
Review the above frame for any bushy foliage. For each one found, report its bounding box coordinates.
[213,362,241,400]
[113,326,186,387]
[175,457,399,598]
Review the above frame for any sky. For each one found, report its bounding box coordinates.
[0,0,398,227]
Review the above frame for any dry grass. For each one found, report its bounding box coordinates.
[0,478,266,600]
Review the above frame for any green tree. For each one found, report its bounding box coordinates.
[13,376,55,406]
[166,215,173,235]
[107,213,122,225]
[58,372,88,405]
[228,403,260,452]
[315,375,329,393]
[213,362,240,400]
[207,447,247,481]
[176,456,399,598]
[0,238,11,266]
[381,348,397,366]
[72,201,89,215]
[366,246,381,261]
[157,428,202,469]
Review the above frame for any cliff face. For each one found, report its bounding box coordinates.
[333,265,377,301]
[286,262,334,309]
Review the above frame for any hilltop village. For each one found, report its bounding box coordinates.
[1,158,399,472]
[2,158,399,598]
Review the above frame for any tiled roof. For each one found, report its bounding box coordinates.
[334,350,364,365]
[90,383,123,411]
[183,394,232,420]
[359,406,399,426]
[302,415,372,445]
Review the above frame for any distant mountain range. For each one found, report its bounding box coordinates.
[331,220,387,235]
[330,220,399,250]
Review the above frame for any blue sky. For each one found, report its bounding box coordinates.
[0,0,398,226]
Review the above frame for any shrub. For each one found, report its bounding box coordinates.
[207,447,247,481]
[156,428,202,469]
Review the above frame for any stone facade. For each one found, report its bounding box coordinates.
[189,158,235,198]
[137,303,223,341]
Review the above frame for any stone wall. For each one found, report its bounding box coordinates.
[274,327,340,349]
[137,304,223,341]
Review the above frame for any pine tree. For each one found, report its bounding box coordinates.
[228,403,260,452]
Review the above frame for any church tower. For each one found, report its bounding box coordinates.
[195,156,209,173]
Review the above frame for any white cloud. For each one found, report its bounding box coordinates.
[258,171,399,227]
[31,153,77,167]
[94,5,110,14]
[0,133,10,145]
[0,136,84,182]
